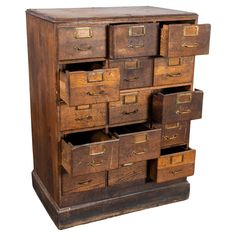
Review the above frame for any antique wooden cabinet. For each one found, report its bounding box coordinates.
[26,6,210,229]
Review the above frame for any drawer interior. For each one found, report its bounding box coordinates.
[161,145,189,156]
[159,85,191,95]
[61,61,106,72]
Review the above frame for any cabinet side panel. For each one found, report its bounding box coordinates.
[26,14,59,202]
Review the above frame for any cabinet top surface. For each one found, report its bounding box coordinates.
[26,6,196,23]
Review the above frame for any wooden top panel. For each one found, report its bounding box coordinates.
[26,6,197,23]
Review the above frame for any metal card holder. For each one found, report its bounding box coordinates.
[183,25,199,37]
[124,60,140,70]
[74,27,92,39]
[176,93,192,104]
[128,25,145,37]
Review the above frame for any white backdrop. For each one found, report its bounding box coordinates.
[0,0,235,235]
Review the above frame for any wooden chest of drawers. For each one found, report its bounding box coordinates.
[26,6,210,229]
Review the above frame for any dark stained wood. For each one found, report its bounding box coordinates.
[26,14,59,202]
[109,57,154,90]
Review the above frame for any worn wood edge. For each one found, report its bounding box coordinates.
[32,170,190,230]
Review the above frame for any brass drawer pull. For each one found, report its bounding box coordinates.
[74,45,92,51]
[122,109,139,115]
[164,134,177,141]
[124,77,139,82]
[167,73,182,77]
[122,162,134,167]
[75,115,92,121]
[176,109,191,115]
[182,43,199,48]
[77,179,92,185]
[87,160,103,167]
[128,44,144,48]
[171,169,183,175]
[132,148,147,155]
[87,90,106,96]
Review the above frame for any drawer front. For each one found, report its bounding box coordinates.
[153,57,194,87]
[60,103,107,131]
[58,25,106,60]
[109,57,153,90]
[109,23,158,58]
[152,89,203,123]
[62,171,106,194]
[62,139,119,176]
[108,161,147,186]
[160,24,211,57]
[60,68,120,106]
[109,90,151,125]
[156,163,194,183]
[118,129,161,166]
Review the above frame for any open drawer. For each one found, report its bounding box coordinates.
[111,124,161,166]
[152,88,203,123]
[150,146,195,183]
[160,24,211,57]
[60,65,120,106]
[62,130,119,176]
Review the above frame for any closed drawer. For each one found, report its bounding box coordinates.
[152,89,203,123]
[109,57,153,90]
[62,171,106,194]
[109,89,151,125]
[60,68,120,106]
[153,121,190,148]
[108,161,147,186]
[153,57,194,87]
[109,23,158,59]
[62,130,119,176]
[150,147,195,183]
[58,25,106,61]
[60,103,107,131]
[160,24,211,57]
[111,124,161,166]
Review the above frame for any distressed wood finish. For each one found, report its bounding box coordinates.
[109,57,153,90]
[154,57,194,88]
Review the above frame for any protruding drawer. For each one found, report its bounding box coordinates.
[62,130,119,176]
[60,68,120,106]
[153,121,190,148]
[153,57,194,88]
[109,89,151,125]
[160,24,211,57]
[60,103,107,131]
[58,25,106,60]
[62,171,106,194]
[111,124,161,166]
[109,23,158,58]
[109,57,153,90]
[152,89,203,123]
[150,147,195,183]
[108,161,147,186]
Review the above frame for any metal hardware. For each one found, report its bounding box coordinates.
[77,179,92,185]
[166,73,182,77]
[177,93,192,104]
[183,25,199,37]
[124,77,139,82]
[89,145,106,156]
[88,71,103,82]
[74,27,92,39]
[124,60,140,69]
[122,109,139,115]
[122,162,134,167]
[87,90,105,96]
[168,57,181,66]
[132,148,147,155]
[128,25,145,37]
[128,44,144,48]
[73,45,92,51]
[171,169,183,175]
[182,43,199,48]
[75,115,92,121]
[176,109,191,115]
[134,133,147,144]
[164,134,177,141]
[124,94,138,104]
[165,122,180,129]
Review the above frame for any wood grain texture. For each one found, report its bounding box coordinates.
[27,14,59,202]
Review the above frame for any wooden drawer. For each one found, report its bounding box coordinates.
[109,89,151,125]
[58,25,106,60]
[108,161,147,186]
[109,57,153,90]
[150,147,195,183]
[60,103,107,131]
[62,171,106,194]
[153,57,194,88]
[153,121,190,148]
[62,130,119,176]
[160,24,211,57]
[111,124,161,166]
[152,89,203,123]
[109,23,158,59]
[60,68,120,106]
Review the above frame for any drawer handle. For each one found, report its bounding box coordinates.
[74,45,92,51]
[87,90,106,96]
[167,73,182,77]
[132,148,147,155]
[182,43,199,48]
[171,169,183,175]
[164,134,177,141]
[122,109,139,115]
[124,77,139,82]
[128,44,144,48]
[176,109,191,115]
[122,162,134,167]
[87,160,103,167]
[77,179,92,185]
[75,115,92,121]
